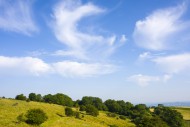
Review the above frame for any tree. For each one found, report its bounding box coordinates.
[15,94,27,100]
[53,93,73,106]
[104,99,121,113]
[43,94,54,103]
[79,105,86,111]
[85,105,99,117]
[28,93,36,101]
[80,96,107,110]
[36,94,42,102]
[25,109,48,125]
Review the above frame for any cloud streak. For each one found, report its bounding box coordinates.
[133,2,190,50]
[51,0,124,60]
[127,74,171,87]
[0,0,38,35]
[0,56,116,77]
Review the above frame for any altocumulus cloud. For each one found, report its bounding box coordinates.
[0,0,38,35]
[51,0,125,60]
[0,56,116,77]
[133,2,190,50]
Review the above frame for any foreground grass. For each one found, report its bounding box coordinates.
[174,107,190,127]
[0,98,135,127]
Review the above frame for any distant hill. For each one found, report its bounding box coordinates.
[147,102,190,107]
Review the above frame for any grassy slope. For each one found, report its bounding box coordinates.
[174,107,190,127]
[0,99,135,127]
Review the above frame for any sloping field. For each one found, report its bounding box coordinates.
[0,99,135,127]
[174,107,190,120]
[174,107,190,127]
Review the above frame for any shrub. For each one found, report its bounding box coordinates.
[119,115,126,120]
[25,108,48,125]
[65,107,73,116]
[85,104,99,117]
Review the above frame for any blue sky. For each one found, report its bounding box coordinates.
[0,0,190,103]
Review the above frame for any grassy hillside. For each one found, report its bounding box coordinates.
[174,107,190,127]
[0,98,135,127]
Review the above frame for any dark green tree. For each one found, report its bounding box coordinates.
[36,94,42,102]
[80,96,107,110]
[15,94,27,100]
[28,93,36,101]
[104,99,121,113]
[43,94,54,103]
[79,105,86,111]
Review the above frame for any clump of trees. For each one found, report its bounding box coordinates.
[29,93,42,102]
[15,94,27,100]
[15,93,73,107]
[79,96,108,111]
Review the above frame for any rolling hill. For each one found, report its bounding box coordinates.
[0,98,135,127]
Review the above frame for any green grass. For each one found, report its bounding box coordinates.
[0,98,135,127]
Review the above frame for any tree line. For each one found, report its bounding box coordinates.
[14,93,185,127]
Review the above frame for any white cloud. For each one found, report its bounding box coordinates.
[138,52,152,61]
[127,74,160,87]
[127,74,171,87]
[153,53,190,74]
[133,2,190,50]
[0,56,116,77]
[51,0,122,60]
[0,56,51,76]
[0,0,38,35]
[52,61,116,77]
[119,34,127,43]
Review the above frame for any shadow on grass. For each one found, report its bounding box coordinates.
[56,113,65,117]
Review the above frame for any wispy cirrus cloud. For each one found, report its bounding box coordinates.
[51,0,125,60]
[127,74,171,87]
[0,0,38,35]
[0,56,116,77]
[133,2,190,50]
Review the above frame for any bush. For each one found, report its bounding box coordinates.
[65,107,73,116]
[85,105,99,117]
[119,115,126,120]
[25,109,48,125]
